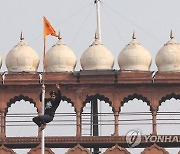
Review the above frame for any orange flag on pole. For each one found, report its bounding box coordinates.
[43,17,58,73]
[43,16,58,38]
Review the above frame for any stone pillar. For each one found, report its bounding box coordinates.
[113,109,120,136]
[0,110,6,138]
[152,109,157,135]
[75,89,84,137]
[112,92,121,136]
[76,108,82,136]
[151,90,159,136]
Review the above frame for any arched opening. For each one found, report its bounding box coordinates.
[6,99,37,154]
[157,96,180,153]
[82,94,114,154]
[82,99,114,136]
[82,95,113,136]
[119,97,152,154]
[157,98,180,135]
[119,95,152,135]
[6,100,37,137]
[45,100,76,136]
[154,94,180,154]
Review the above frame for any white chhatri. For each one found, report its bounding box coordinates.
[80,33,114,70]
[6,32,40,73]
[45,34,77,72]
[156,31,180,72]
[118,32,152,71]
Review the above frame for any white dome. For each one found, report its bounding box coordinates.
[6,35,39,73]
[45,37,77,72]
[156,34,180,72]
[80,35,114,70]
[118,34,152,71]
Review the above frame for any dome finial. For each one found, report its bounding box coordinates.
[20,31,24,40]
[132,31,136,40]
[170,29,174,39]
[58,31,62,40]
[95,31,99,40]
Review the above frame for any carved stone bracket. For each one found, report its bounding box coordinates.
[141,144,169,154]
[27,144,55,154]
[104,144,130,154]
[65,144,92,154]
[0,145,16,154]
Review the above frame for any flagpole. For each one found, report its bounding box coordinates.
[41,16,58,154]
[41,37,46,154]
[95,0,101,43]
[41,85,45,154]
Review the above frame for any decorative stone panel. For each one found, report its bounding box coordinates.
[141,144,169,154]
[0,145,16,154]
[104,144,130,154]
[65,144,92,154]
[27,145,55,154]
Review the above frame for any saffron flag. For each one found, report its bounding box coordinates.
[43,16,58,38]
[43,17,58,71]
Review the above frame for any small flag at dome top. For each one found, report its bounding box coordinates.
[43,16,58,38]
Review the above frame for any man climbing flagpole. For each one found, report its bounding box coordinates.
[41,16,58,154]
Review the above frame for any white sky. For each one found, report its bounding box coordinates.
[2,0,180,154]
[1,0,180,71]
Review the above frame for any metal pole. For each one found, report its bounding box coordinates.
[41,33,46,154]
[95,0,101,43]
[92,98,99,154]
[41,84,45,154]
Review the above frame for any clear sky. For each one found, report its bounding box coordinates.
[1,0,180,72]
[1,0,180,154]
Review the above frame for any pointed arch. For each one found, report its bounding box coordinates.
[121,93,151,111]
[83,94,112,111]
[5,94,75,114]
[61,95,75,108]
[6,95,36,115]
[82,93,114,136]
[158,93,180,110]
